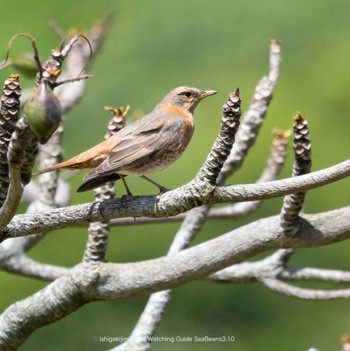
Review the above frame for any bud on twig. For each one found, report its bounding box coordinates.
[23,81,62,144]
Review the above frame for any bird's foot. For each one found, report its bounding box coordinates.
[157,186,170,195]
[140,175,170,195]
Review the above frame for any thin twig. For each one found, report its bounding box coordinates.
[260,278,350,300]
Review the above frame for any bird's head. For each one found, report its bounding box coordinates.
[162,86,217,113]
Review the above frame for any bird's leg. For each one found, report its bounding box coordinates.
[140,175,169,194]
[120,175,133,196]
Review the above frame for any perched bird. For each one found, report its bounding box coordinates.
[35,86,217,194]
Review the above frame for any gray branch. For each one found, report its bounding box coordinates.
[209,247,350,289]
[115,206,211,351]
[1,158,349,241]
[280,267,350,283]
[260,278,350,300]
[0,206,349,349]
[85,207,350,300]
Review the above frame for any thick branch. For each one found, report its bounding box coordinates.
[84,206,350,300]
[0,272,87,350]
[115,206,212,351]
[1,206,350,350]
[1,159,349,240]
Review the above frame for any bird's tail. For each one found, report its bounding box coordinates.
[33,161,71,176]
[33,156,92,176]
[77,173,121,192]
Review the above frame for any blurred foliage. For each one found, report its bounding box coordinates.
[1,0,350,350]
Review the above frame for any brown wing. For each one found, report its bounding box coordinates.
[82,115,186,182]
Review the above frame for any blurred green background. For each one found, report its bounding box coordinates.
[1,0,350,350]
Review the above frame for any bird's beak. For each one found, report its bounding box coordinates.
[200,90,217,99]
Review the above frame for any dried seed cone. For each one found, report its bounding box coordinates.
[269,130,290,169]
[280,113,312,235]
[0,74,21,162]
[0,74,21,134]
[23,81,62,144]
[223,88,241,120]
[199,88,241,186]
[220,88,241,150]
[0,74,22,205]
[103,105,129,139]
[292,113,312,175]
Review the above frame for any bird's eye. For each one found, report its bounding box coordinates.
[179,91,192,98]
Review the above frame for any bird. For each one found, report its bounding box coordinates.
[35,86,217,194]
